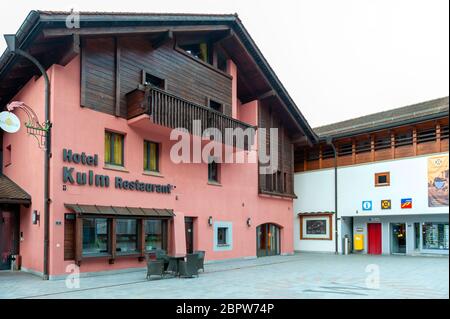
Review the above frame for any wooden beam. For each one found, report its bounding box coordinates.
[43,25,231,38]
[152,30,173,49]
[58,34,80,66]
[115,37,121,117]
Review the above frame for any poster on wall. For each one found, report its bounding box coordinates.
[428,155,449,207]
[299,214,333,240]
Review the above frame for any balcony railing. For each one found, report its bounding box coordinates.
[128,86,255,150]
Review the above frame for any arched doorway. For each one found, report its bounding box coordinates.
[256,223,281,257]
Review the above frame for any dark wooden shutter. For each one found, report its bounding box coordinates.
[64,216,76,260]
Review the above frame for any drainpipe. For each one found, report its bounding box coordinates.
[4,35,52,280]
[326,137,338,254]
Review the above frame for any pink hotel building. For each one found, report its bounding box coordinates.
[0,11,317,279]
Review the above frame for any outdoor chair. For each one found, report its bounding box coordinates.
[194,250,205,272]
[146,260,165,280]
[155,249,170,270]
[178,253,199,278]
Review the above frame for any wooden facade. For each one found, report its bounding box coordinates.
[80,36,232,118]
[295,117,449,172]
[259,100,295,197]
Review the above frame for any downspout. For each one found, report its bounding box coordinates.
[326,137,338,254]
[5,35,51,279]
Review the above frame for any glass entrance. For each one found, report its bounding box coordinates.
[0,210,19,270]
[256,223,280,257]
[391,223,407,254]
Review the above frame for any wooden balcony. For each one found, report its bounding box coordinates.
[127,85,255,150]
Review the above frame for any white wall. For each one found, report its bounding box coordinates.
[293,152,449,253]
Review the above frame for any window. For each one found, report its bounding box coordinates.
[144,219,167,251]
[209,99,222,113]
[375,172,390,187]
[321,145,334,159]
[143,72,165,89]
[217,50,228,72]
[144,141,159,172]
[105,131,124,166]
[395,131,413,147]
[440,125,449,140]
[82,218,109,256]
[306,148,320,161]
[115,219,138,254]
[208,158,220,183]
[217,227,228,245]
[356,139,371,154]
[422,223,449,250]
[417,127,436,144]
[179,43,211,64]
[374,135,391,150]
[338,142,353,156]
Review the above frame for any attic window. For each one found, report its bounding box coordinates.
[179,43,211,64]
[209,99,222,113]
[143,72,165,89]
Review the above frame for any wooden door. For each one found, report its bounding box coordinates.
[184,218,194,254]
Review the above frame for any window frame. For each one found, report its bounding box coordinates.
[105,131,125,167]
[143,140,160,173]
[375,172,390,187]
[144,219,168,252]
[115,218,139,255]
[81,217,111,257]
[208,157,220,184]
[217,227,228,246]
[142,70,166,90]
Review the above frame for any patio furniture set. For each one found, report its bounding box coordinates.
[146,250,205,280]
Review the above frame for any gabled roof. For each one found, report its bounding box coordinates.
[0,10,318,143]
[314,96,449,139]
[0,174,31,204]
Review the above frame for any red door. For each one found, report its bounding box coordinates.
[368,223,382,255]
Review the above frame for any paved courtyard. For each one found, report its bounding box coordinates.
[0,253,448,299]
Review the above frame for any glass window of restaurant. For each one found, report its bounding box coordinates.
[82,218,109,256]
[145,219,167,251]
[116,219,138,254]
[422,222,449,251]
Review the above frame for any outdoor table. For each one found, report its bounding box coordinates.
[166,253,186,276]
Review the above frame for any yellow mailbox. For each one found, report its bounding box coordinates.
[354,234,364,251]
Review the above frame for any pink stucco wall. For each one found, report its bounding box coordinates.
[4,55,294,277]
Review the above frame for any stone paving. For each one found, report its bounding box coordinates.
[0,253,448,299]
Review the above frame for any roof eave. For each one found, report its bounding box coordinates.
[317,110,449,141]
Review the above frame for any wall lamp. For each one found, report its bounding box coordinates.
[208,216,213,226]
[246,218,252,227]
[32,210,40,225]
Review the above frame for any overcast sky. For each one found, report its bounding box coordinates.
[0,0,448,128]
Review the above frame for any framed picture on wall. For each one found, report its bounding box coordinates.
[299,213,333,240]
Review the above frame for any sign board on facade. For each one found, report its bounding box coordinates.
[62,148,175,194]
[362,201,373,211]
[0,111,20,133]
[381,199,391,210]
[401,198,412,209]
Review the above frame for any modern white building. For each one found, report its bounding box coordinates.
[294,97,449,256]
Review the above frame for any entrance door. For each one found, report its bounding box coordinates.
[184,217,194,254]
[256,224,280,257]
[391,223,406,254]
[368,223,382,255]
[0,211,18,270]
